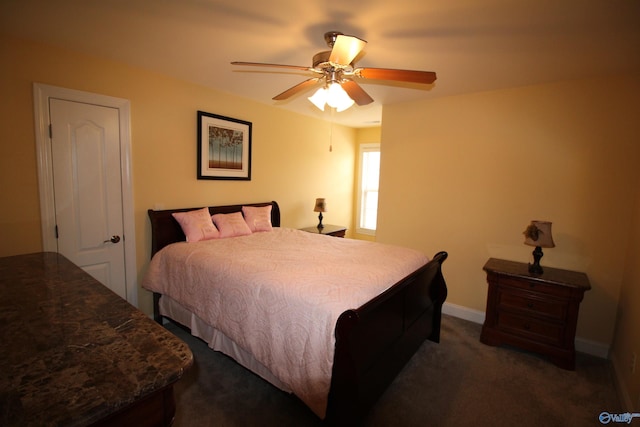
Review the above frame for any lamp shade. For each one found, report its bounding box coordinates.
[313,198,327,213]
[523,220,555,248]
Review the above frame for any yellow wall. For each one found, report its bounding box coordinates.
[352,126,382,241]
[378,76,640,347]
[612,172,640,410]
[3,31,639,375]
[0,34,356,315]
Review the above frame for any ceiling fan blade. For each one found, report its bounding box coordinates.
[357,67,437,84]
[329,35,367,65]
[273,78,321,100]
[231,61,313,72]
[341,80,374,106]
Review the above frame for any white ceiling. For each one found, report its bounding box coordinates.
[2,0,639,128]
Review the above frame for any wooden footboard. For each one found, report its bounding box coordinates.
[326,251,448,425]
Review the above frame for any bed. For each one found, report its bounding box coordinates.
[143,201,447,424]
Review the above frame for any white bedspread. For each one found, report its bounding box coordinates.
[142,228,428,418]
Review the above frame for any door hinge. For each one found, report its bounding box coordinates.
[49,124,53,139]
[54,225,59,239]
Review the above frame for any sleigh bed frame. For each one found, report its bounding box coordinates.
[147,201,448,424]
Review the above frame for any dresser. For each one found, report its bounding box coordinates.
[0,252,193,426]
[480,258,591,370]
[300,224,347,237]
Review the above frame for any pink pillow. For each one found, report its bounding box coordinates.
[172,207,220,242]
[242,205,273,232]
[212,212,252,238]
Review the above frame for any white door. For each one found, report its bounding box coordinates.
[49,99,127,299]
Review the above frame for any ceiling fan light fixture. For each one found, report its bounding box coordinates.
[335,99,355,112]
[308,87,328,111]
[308,83,354,112]
[327,82,353,111]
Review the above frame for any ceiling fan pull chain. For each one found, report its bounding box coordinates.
[329,121,333,152]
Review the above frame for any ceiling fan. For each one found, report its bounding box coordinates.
[231,31,437,111]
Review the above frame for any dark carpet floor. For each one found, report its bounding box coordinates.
[166,315,621,426]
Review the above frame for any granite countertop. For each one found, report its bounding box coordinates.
[0,252,193,427]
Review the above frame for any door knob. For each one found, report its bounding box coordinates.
[104,235,121,244]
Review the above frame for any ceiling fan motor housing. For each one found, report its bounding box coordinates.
[323,31,344,48]
[312,51,332,68]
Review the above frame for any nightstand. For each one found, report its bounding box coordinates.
[300,224,347,238]
[480,258,591,370]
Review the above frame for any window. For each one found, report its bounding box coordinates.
[356,143,380,235]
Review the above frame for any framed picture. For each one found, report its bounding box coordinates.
[197,111,252,180]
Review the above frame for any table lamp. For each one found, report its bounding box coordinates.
[523,220,555,274]
[314,198,326,229]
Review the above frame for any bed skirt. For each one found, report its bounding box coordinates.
[159,294,292,393]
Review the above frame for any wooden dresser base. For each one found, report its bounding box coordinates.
[480,258,590,370]
[90,387,176,427]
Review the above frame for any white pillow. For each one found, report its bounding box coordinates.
[242,205,273,232]
[212,212,253,238]
[172,207,219,242]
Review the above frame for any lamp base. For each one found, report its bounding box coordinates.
[317,212,324,229]
[528,246,544,275]
[528,263,544,275]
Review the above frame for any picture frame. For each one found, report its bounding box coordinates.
[197,111,252,180]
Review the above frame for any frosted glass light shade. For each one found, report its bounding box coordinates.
[308,88,328,111]
[326,83,354,111]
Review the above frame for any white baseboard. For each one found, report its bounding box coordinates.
[442,302,610,359]
[442,302,485,324]
[575,337,610,359]
[611,352,635,411]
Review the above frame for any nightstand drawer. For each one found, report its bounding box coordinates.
[497,276,573,298]
[498,289,567,321]
[497,312,564,345]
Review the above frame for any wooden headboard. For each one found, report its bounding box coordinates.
[147,201,281,257]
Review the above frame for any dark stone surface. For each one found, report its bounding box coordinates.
[0,252,193,427]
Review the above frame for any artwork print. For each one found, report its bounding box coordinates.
[197,111,252,180]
